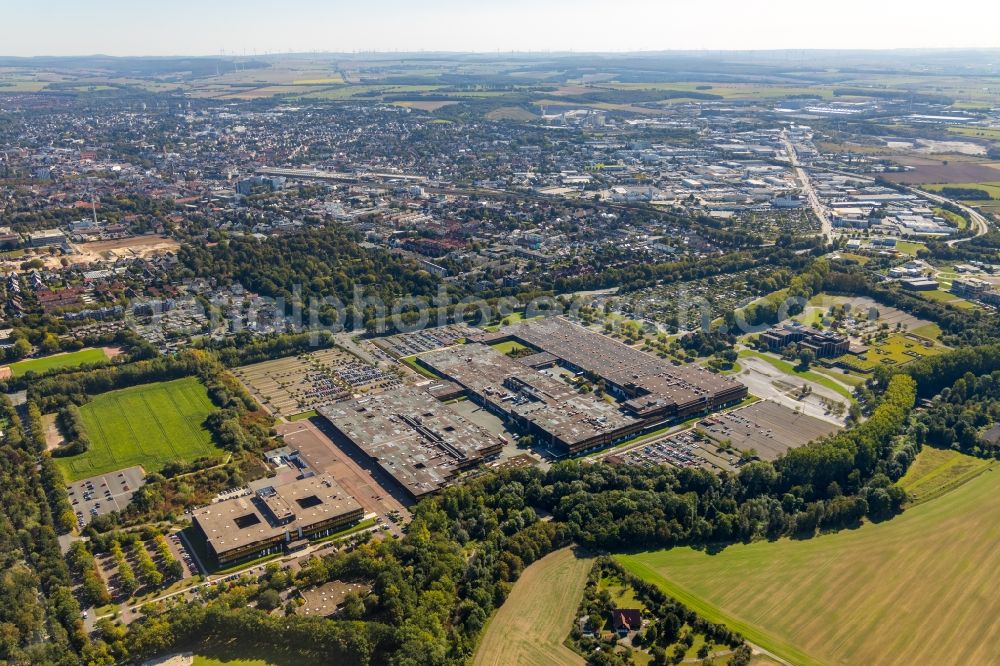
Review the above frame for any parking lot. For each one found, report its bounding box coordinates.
[371,323,473,358]
[165,531,200,577]
[698,399,840,460]
[606,430,737,473]
[67,465,145,528]
[234,348,399,419]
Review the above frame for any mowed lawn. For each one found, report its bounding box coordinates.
[56,377,221,481]
[617,461,1000,666]
[474,547,592,666]
[7,348,108,377]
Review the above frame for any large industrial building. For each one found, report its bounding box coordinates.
[318,384,505,500]
[192,474,364,565]
[477,317,747,422]
[426,317,748,455]
[319,318,746,492]
[420,343,643,455]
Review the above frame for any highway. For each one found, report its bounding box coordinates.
[907,186,991,245]
[782,130,832,239]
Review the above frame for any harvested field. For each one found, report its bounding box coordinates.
[473,547,591,666]
[882,158,1000,184]
[617,463,1000,666]
[392,100,459,111]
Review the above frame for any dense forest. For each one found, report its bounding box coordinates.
[909,370,1000,458]
[177,227,446,326]
[0,396,104,664]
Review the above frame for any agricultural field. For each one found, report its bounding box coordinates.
[616,463,1000,666]
[831,333,940,373]
[485,106,537,121]
[4,347,109,377]
[923,181,1000,200]
[55,377,221,481]
[947,126,1000,142]
[603,82,837,101]
[473,547,592,666]
[882,158,1000,185]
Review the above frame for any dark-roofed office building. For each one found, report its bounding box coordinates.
[758,323,849,359]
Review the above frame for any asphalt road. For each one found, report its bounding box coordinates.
[908,186,991,245]
[783,130,832,239]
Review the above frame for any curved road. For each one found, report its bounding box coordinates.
[908,186,991,245]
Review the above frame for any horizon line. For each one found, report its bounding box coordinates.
[3,46,1000,60]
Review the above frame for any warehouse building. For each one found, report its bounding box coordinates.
[477,317,747,423]
[318,384,504,499]
[420,343,643,456]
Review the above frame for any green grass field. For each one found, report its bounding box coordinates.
[616,453,1000,666]
[6,348,108,377]
[400,354,443,379]
[892,240,928,256]
[55,377,221,481]
[923,181,1000,200]
[915,288,977,310]
[193,658,274,666]
[897,446,994,506]
[832,333,940,373]
[910,322,942,341]
[474,547,591,666]
[488,339,530,355]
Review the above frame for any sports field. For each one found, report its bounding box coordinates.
[616,454,1000,666]
[6,348,108,377]
[473,547,591,666]
[55,377,221,481]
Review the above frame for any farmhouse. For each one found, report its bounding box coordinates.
[612,608,643,635]
[192,473,363,565]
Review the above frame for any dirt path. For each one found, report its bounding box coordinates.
[41,413,64,451]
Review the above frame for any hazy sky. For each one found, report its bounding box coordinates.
[4,0,1000,56]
